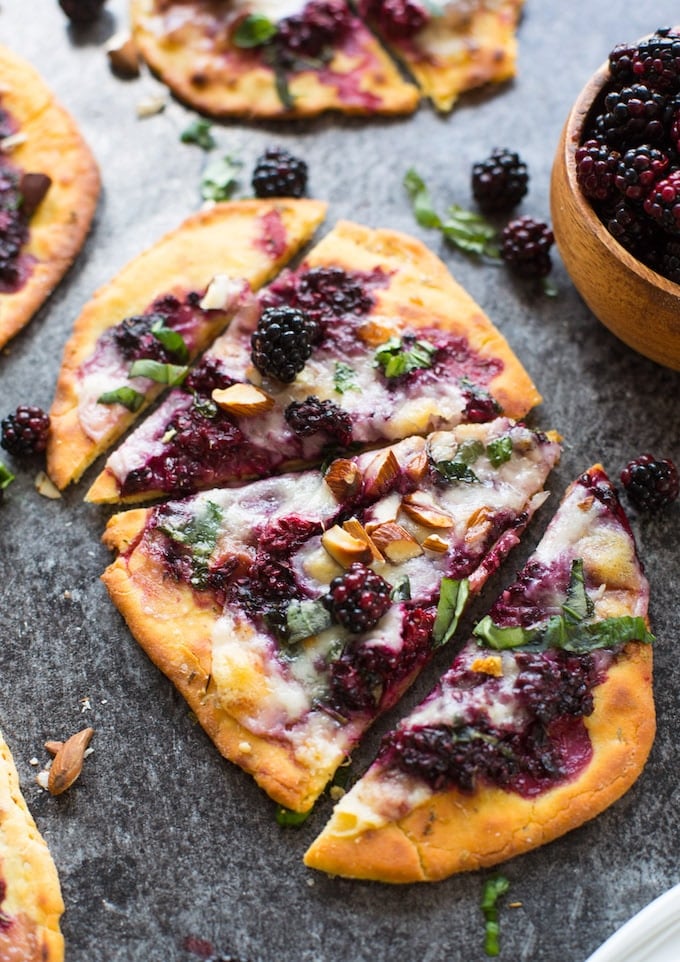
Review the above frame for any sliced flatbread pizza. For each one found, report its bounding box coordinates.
[46,198,327,490]
[0,729,64,961]
[0,42,100,349]
[101,419,560,812]
[359,0,525,112]
[129,0,420,119]
[87,219,541,504]
[304,465,655,882]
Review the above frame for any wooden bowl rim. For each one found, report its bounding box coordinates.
[561,59,680,300]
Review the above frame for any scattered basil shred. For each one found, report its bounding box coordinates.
[486,435,513,468]
[285,599,333,645]
[432,577,469,647]
[150,319,189,362]
[97,386,145,412]
[0,461,15,490]
[481,874,510,957]
[233,14,277,48]
[180,118,216,151]
[390,574,412,602]
[156,500,223,589]
[275,805,310,828]
[128,359,188,386]
[200,155,242,202]
[433,438,484,484]
[375,335,436,378]
[334,361,358,394]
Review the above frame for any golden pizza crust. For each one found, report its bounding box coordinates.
[303,643,654,881]
[376,0,525,112]
[0,730,64,961]
[130,0,419,119]
[46,198,327,491]
[0,42,100,350]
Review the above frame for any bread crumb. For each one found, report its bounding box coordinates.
[28,757,39,767]
[35,770,49,790]
[238,741,252,754]
[330,785,346,801]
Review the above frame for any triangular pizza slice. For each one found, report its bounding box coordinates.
[0,729,64,961]
[129,0,419,119]
[86,220,541,504]
[0,42,100,349]
[101,418,560,811]
[46,198,327,490]
[304,465,655,881]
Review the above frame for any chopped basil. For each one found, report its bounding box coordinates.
[562,558,593,625]
[150,319,189,362]
[275,805,311,827]
[481,874,510,957]
[156,500,222,589]
[374,335,436,378]
[285,598,333,645]
[433,438,484,484]
[180,118,216,151]
[128,359,188,386]
[432,577,470,647]
[192,395,219,418]
[97,386,145,411]
[0,461,15,490]
[473,616,532,650]
[390,575,412,602]
[333,361,358,394]
[200,155,242,202]
[486,435,513,468]
[403,168,443,230]
[233,13,277,48]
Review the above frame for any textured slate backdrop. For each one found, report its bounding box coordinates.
[1,2,679,961]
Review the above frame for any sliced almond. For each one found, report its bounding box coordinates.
[404,450,429,484]
[321,525,373,568]
[363,448,400,498]
[356,319,396,346]
[470,655,503,677]
[464,506,494,546]
[212,383,274,417]
[342,519,384,562]
[401,492,454,529]
[47,727,94,796]
[105,32,141,76]
[44,740,64,757]
[369,522,423,564]
[0,131,26,152]
[324,458,361,502]
[199,273,242,311]
[136,93,166,118]
[422,533,449,553]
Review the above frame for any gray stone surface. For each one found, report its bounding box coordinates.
[1,2,679,961]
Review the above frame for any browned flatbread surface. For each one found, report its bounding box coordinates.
[46,198,327,491]
[0,730,64,961]
[130,0,420,119]
[0,42,100,350]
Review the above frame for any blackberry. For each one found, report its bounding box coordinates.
[250,305,313,382]
[609,29,680,93]
[0,167,28,285]
[595,83,669,148]
[621,454,679,511]
[276,0,352,65]
[614,145,670,201]
[574,139,620,202]
[359,0,428,40]
[1,405,50,456]
[643,168,680,233]
[658,236,680,282]
[500,215,554,278]
[252,147,308,199]
[284,395,353,446]
[58,0,107,22]
[605,198,659,258]
[111,312,167,361]
[325,562,392,634]
[183,357,235,395]
[471,148,529,212]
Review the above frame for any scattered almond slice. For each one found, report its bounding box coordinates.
[401,492,454,529]
[324,458,361,502]
[321,525,374,568]
[363,448,400,498]
[136,93,166,118]
[106,31,141,76]
[199,273,242,311]
[47,727,94,796]
[404,450,429,484]
[212,383,274,417]
[342,519,384,562]
[35,471,62,499]
[44,740,64,756]
[356,319,397,345]
[422,533,449,553]
[369,522,423,563]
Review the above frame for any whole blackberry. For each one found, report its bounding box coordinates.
[325,562,392,634]
[606,198,659,258]
[359,0,428,39]
[643,168,680,233]
[595,83,669,148]
[609,29,680,92]
[500,215,554,278]
[658,236,680,282]
[574,139,620,201]
[471,148,529,212]
[1,405,51,456]
[276,0,352,64]
[284,395,353,446]
[252,147,308,199]
[621,454,679,511]
[614,145,669,201]
[250,306,312,382]
[58,0,107,22]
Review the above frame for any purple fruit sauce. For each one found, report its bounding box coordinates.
[0,106,34,293]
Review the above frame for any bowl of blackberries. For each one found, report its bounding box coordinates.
[550,26,680,370]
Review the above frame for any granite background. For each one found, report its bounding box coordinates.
[1,2,679,961]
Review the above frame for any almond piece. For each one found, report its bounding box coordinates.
[401,492,454,529]
[356,319,396,346]
[321,525,373,567]
[105,32,141,76]
[363,448,400,499]
[212,383,274,417]
[199,273,242,311]
[342,519,384,562]
[369,522,423,563]
[324,458,361,502]
[404,450,429,484]
[464,506,493,546]
[44,740,64,756]
[422,533,449,553]
[47,727,94,796]
[470,655,503,677]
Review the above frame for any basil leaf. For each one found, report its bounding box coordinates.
[286,599,333,645]
[432,577,469,647]
[390,575,412,602]
[481,874,510,957]
[562,558,593,625]
[0,462,15,490]
[334,361,358,394]
[441,204,500,259]
[233,14,277,48]
[475,612,655,653]
[486,435,513,468]
[150,319,189,362]
[275,805,310,827]
[128,359,188,386]
[200,155,242,202]
[375,335,436,378]
[156,500,223,589]
[434,460,479,484]
[97,386,145,411]
[180,118,216,151]
[559,616,655,653]
[473,616,535,650]
[403,168,443,229]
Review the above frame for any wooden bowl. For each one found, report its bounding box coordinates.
[550,63,680,371]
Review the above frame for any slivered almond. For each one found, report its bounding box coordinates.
[47,728,94,796]
[464,506,494,545]
[324,458,361,502]
[369,522,423,563]
[401,492,454,529]
[212,383,274,417]
[404,450,429,484]
[363,448,400,498]
[422,533,449,553]
[342,519,384,562]
[356,319,396,345]
[321,525,373,567]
